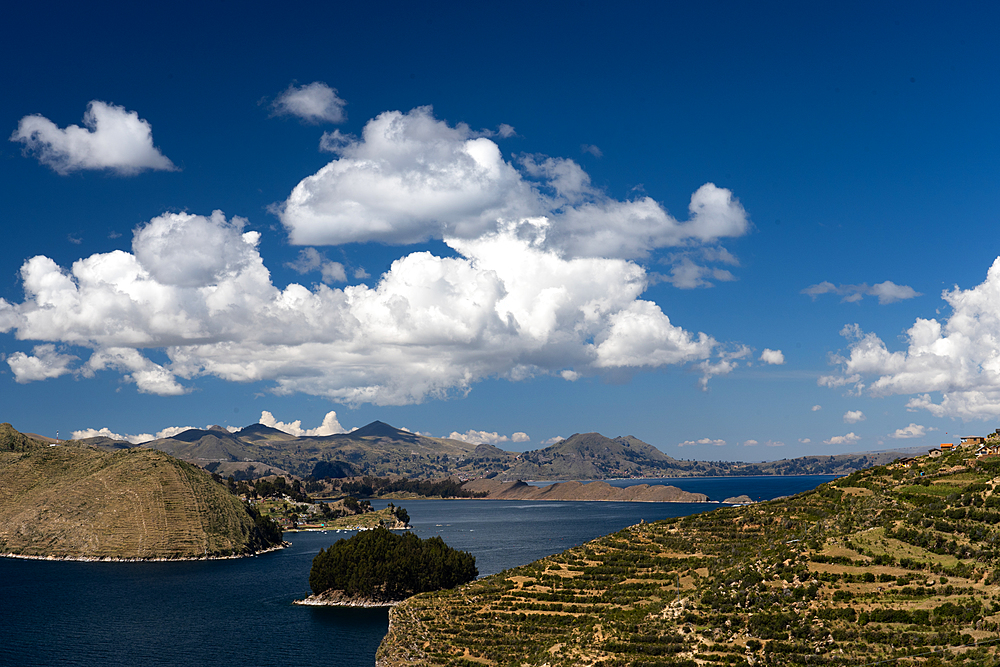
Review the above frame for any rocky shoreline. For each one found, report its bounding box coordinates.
[0,541,290,563]
[293,588,400,608]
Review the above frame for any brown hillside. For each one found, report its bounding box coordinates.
[0,431,282,560]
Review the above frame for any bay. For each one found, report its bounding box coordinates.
[0,475,837,667]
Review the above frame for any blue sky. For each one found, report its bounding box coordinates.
[2,1,999,458]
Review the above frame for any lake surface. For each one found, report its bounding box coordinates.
[0,475,838,667]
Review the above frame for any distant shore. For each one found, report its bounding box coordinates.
[0,541,290,563]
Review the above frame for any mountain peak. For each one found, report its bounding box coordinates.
[351,420,418,442]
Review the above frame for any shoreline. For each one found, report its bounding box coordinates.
[293,590,400,608]
[0,541,290,563]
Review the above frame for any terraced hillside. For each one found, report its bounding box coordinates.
[377,446,1000,666]
[0,424,282,560]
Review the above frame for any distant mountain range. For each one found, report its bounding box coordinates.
[75,420,920,481]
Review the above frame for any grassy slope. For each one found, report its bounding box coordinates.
[0,425,280,559]
[377,448,1000,666]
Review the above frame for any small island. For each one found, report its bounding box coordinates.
[295,527,477,607]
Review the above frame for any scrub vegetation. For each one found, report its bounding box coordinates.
[377,447,1000,666]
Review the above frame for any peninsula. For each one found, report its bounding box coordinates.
[461,478,708,502]
[0,423,284,560]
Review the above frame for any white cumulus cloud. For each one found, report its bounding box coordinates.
[277,106,750,263]
[272,82,347,124]
[760,348,785,365]
[448,429,527,446]
[0,210,740,401]
[823,432,861,446]
[889,423,927,439]
[258,410,348,436]
[820,258,1000,419]
[843,410,866,424]
[71,424,198,444]
[7,344,77,382]
[0,107,767,404]
[678,437,727,447]
[10,101,176,175]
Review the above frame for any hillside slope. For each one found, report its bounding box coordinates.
[0,424,282,560]
[378,445,1000,666]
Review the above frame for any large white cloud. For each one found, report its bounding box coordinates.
[10,101,177,175]
[277,106,750,261]
[0,210,749,403]
[821,257,1000,419]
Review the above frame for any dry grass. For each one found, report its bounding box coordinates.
[0,445,265,559]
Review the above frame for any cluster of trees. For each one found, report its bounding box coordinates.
[211,473,312,503]
[244,503,283,546]
[309,527,477,601]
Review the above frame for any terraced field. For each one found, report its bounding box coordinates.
[0,424,281,559]
[377,447,1000,666]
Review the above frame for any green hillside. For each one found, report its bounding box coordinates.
[377,445,1000,666]
[0,424,282,560]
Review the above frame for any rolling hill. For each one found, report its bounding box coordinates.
[0,424,283,560]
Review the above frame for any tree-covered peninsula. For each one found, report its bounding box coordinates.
[377,445,1000,666]
[305,527,477,605]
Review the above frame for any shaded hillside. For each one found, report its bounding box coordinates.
[378,445,1000,666]
[0,425,282,560]
[119,421,480,479]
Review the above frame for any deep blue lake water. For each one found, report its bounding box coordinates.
[0,475,838,667]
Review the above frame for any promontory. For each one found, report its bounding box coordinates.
[0,424,283,560]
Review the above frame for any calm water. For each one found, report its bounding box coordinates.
[0,475,837,667]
